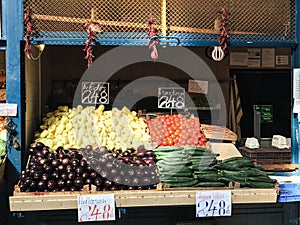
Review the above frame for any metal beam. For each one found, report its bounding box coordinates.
[5,0,24,174]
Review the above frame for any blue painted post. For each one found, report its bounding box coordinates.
[5,0,24,176]
[291,0,300,165]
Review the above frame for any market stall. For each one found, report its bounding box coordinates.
[1,0,300,224]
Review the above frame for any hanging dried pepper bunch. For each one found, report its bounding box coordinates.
[23,7,37,59]
[218,7,230,52]
[147,16,159,61]
[83,21,100,67]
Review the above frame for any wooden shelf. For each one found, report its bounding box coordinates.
[9,188,278,212]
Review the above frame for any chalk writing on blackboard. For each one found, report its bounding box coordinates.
[81,82,109,104]
[158,87,185,109]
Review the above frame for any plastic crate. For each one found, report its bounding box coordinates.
[239,146,291,163]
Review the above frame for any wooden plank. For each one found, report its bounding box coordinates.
[33,14,261,35]
[201,124,237,142]
[259,164,298,172]
[9,188,278,212]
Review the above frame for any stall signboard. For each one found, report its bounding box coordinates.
[196,191,232,217]
[81,82,109,105]
[254,105,273,123]
[77,194,115,222]
[158,87,185,109]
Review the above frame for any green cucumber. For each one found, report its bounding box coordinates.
[246,176,277,183]
[195,182,226,187]
[154,146,184,152]
[160,176,195,183]
[221,156,253,164]
[184,146,207,151]
[194,173,221,182]
[246,181,276,188]
[168,179,199,187]
[161,171,194,177]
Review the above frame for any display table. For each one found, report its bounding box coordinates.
[9,187,278,212]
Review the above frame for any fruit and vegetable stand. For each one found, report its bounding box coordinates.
[1,0,300,224]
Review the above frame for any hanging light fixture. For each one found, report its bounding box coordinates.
[29,44,46,60]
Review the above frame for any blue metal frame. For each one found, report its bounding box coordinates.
[5,0,24,174]
[291,0,300,165]
[0,0,298,172]
[31,31,298,47]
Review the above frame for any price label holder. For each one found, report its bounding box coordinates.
[158,87,185,109]
[77,194,116,222]
[81,82,109,105]
[196,191,232,217]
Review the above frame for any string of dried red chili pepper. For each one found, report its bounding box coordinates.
[147,16,159,61]
[218,7,230,52]
[83,21,99,67]
[23,7,36,60]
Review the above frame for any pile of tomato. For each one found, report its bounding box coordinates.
[146,114,207,147]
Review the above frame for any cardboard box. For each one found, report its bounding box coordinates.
[270,176,300,203]
[278,183,300,203]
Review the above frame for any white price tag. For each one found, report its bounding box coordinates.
[0,103,17,116]
[77,194,115,222]
[158,87,185,109]
[196,191,231,217]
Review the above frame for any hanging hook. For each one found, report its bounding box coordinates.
[149,35,181,46]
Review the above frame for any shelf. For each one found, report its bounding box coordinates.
[9,188,278,212]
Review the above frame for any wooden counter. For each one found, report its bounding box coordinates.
[9,187,278,212]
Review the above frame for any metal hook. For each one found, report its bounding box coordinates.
[149,35,181,46]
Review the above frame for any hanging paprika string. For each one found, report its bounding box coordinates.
[83,21,100,67]
[147,16,159,61]
[218,7,230,52]
[23,7,37,60]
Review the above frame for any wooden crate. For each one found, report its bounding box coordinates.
[239,146,291,164]
[10,185,279,212]
[201,124,237,143]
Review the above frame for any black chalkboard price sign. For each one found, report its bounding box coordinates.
[81,82,109,104]
[158,87,185,109]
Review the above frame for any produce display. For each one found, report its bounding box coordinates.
[214,157,277,188]
[21,104,276,192]
[33,105,151,151]
[17,142,159,192]
[147,114,207,147]
[155,146,277,188]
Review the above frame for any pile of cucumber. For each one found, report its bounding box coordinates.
[154,146,222,188]
[214,157,277,188]
[154,146,277,189]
